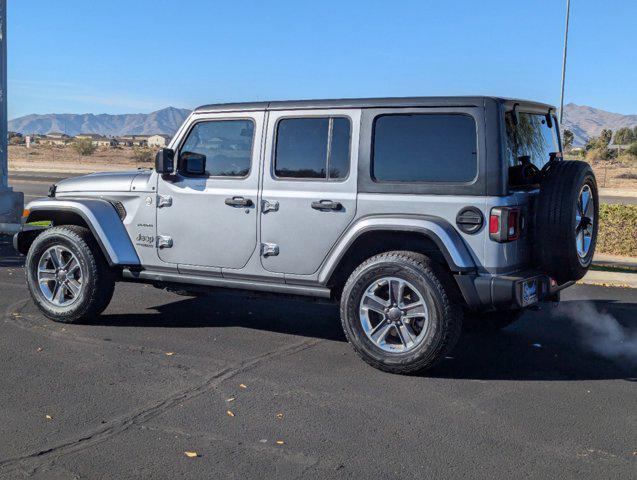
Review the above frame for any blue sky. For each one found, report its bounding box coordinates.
[7,0,637,119]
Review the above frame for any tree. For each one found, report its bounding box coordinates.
[627,142,637,157]
[562,129,574,150]
[613,127,635,145]
[598,129,612,148]
[72,137,97,156]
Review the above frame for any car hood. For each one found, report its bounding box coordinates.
[55,170,148,193]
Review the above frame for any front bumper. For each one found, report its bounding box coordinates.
[455,270,575,310]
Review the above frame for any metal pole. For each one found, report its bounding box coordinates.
[0,0,7,188]
[559,0,571,125]
[0,0,24,232]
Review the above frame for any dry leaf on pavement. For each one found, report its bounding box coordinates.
[239,384,247,389]
[184,451,198,458]
[276,440,285,445]
[227,410,235,417]
[45,415,53,420]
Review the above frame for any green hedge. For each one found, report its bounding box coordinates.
[597,204,637,256]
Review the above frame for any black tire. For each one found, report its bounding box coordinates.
[340,251,462,374]
[463,309,523,333]
[25,225,115,323]
[535,160,599,283]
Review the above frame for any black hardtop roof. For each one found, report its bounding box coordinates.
[194,96,555,113]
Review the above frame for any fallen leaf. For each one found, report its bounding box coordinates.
[259,439,267,443]
[36,347,43,353]
[45,415,53,420]
[276,440,285,445]
[239,384,247,389]
[226,397,235,402]
[165,352,175,356]
[226,410,235,417]
[184,451,198,458]
[276,413,284,419]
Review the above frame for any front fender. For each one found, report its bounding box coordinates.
[21,197,140,266]
[318,215,477,284]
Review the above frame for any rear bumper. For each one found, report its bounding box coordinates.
[455,270,575,310]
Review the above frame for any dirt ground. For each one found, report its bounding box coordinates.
[8,145,153,174]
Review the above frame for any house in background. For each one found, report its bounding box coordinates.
[117,135,150,147]
[147,134,171,148]
[76,133,117,147]
[39,132,71,146]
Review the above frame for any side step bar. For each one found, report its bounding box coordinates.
[121,269,332,299]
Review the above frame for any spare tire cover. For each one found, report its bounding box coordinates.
[534,160,599,283]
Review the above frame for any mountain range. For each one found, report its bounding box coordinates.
[561,103,637,146]
[8,103,637,146]
[8,107,191,137]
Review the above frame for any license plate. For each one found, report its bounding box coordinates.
[521,279,539,306]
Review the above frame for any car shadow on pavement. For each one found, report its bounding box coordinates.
[97,293,347,342]
[0,235,23,268]
[96,293,636,382]
[430,299,637,381]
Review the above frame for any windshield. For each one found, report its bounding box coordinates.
[505,112,561,169]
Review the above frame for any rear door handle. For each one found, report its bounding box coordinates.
[311,199,342,211]
[225,196,253,207]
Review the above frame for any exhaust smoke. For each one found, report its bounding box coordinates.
[557,301,637,366]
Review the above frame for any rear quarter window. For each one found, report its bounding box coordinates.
[372,114,477,183]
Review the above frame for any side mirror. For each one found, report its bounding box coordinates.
[181,151,207,176]
[155,148,175,174]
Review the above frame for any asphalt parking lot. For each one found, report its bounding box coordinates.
[0,235,636,479]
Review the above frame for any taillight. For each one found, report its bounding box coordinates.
[489,207,522,242]
[489,215,499,234]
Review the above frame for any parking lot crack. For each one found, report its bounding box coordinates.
[0,337,321,476]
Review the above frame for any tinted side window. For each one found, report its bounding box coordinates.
[372,114,477,182]
[181,120,254,177]
[275,117,351,180]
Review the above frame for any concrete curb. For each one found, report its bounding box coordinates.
[579,269,637,289]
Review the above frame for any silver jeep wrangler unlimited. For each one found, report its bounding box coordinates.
[14,97,598,374]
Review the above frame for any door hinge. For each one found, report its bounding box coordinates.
[262,199,279,213]
[157,194,173,208]
[261,242,279,257]
[156,235,173,249]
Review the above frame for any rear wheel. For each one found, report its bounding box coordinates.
[25,226,115,323]
[340,251,462,374]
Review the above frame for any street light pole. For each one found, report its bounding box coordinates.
[559,0,571,125]
[0,0,7,188]
[0,0,24,233]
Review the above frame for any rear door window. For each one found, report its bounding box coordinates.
[372,114,477,182]
[274,117,351,180]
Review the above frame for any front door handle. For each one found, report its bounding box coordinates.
[311,199,343,211]
[225,196,253,207]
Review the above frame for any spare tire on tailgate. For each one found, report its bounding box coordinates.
[534,160,598,283]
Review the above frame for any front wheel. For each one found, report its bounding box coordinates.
[340,251,462,374]
[25,226,115,323]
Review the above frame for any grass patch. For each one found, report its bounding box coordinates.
[597,204,637,257]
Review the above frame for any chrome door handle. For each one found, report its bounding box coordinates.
[225,196,253,207]
[311,199,342,211]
